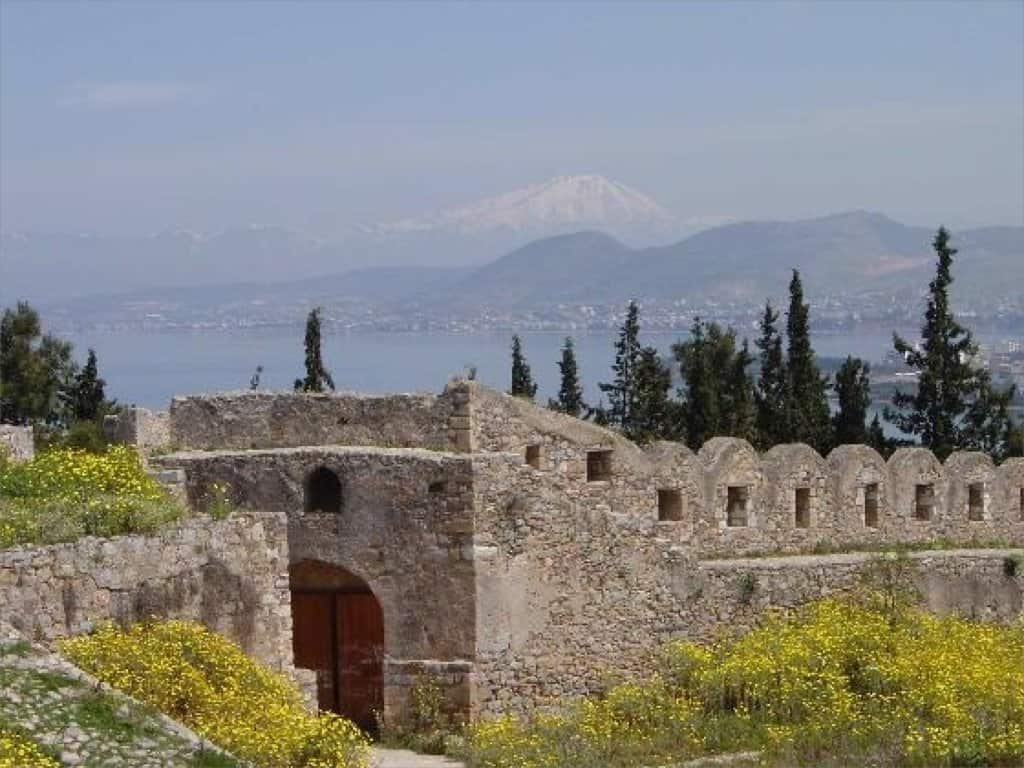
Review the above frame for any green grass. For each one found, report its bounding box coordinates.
[703,538,1021,560]
[0,640,32,658]
[189,748,242,768]
[73,692,164,745]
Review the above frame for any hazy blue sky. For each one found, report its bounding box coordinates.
[2,0,1022,236]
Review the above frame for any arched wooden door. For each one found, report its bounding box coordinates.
[290,561,384,733]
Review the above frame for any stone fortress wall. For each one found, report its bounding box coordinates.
[158,382,1024,718]
[161,446,480,719]
[168,391,453,452]
[0,512,295,675]
[169,383,1024,558]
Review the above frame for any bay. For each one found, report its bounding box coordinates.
[62,327,933,410]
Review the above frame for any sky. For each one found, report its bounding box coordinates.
[1,0,1022,237]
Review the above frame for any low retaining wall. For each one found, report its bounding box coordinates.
[0,512,294,673]
[691,549,1024,639]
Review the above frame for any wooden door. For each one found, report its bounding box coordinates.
[337,593,384,732]
[291,591,337,712]
[291,589,384,733]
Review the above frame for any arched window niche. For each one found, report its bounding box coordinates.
[304,466,342,514]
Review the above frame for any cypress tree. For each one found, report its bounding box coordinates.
[755,301,788,449]
[550,337,585,417]
[70,348,109,422]
[832,356,872,445]
[509,334,537,400]
[785,270,833,453]
[674,319,756,449]
[885,227,1016,460]
[631,346,675,443]
[598,301,642,434]
[867,414,890,457]
[674,318,717,448]
[724,338,758,445]
[962,371,1018,461]
[294,307,335,393]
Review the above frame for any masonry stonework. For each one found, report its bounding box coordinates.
[6,380,1019,727]
[103,407,170,450]
[0,425,34,461]
[0,512,294,674]
[137,381,1024,723]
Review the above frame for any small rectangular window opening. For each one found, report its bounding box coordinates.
[658,489,684,522]
[428,480,446,494]
[968,482,985,521]
[914,483,935,521]
[794,487,811,528]
[726,485,749,527]
[586,450,613,482]
[864,483,880,528]
[525,444,542,469]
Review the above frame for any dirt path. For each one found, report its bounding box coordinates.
[371,747,466,768]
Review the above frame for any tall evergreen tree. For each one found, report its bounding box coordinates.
[598,301,642,434]
[885,227,1016,460]
[70,348,109,422]
[961,370,1018,461]
[754,301,788,449]
[673,319,756,449]
[294,307,335,393]
[0,301,74,425]
[1005,419,1024,459]
[832,356,872,445]
[867,414,890,457]
[631,346,675,443]
[674,318,717,447]
[549,337,585,417]
[785,270,833,453]
[724,339,758,445]
[509,334,537,400]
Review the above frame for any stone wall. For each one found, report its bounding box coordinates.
[103,407,170,450]
[469,449,1024,713]
[169,390,454,451]
[158,447,478,723]
[0,512,295,674]
[0,425,34,461]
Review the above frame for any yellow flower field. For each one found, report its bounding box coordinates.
[457,598,1024,768]
[0,728,60,768]
[0,446,186,547]
[62,620,370,768]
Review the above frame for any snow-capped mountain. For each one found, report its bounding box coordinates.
[367,175,675,237]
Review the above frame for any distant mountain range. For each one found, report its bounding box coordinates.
[27,212,1024,331]
[441,212,1023,308]
[2,174,1020,310]
[1,175,697,303]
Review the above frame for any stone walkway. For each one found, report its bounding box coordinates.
[372,747,466,768]
[0,623,235,768]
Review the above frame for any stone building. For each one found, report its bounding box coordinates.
[134,380,1024,727]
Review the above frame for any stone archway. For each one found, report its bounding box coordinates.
[289,560,384,732]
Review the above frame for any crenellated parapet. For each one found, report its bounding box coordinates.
[458,385,1024,556]
[161,381,1024,557]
